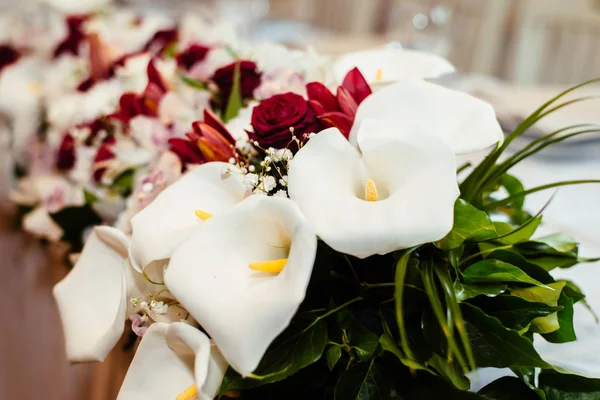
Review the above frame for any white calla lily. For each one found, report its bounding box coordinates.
[118,322,227,400]
[165,195,317,376]
[129,162,247,272]
[44,0,111,13]
[334,47,455,86]
[288,124,459,259]
[53,226,130,362]
[53,226,179,362]
[349,79,503,155]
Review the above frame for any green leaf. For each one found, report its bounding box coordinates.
[539,370,600,400]
[514,233,579,271]
[110,169,134,197]
[428,353,470,391]
[461,303,551,368]
[487,250,555,285]
[493,217,542,245]
[50,205,102,250]
[454,281,507,302]
[337,312,379,362]
[542,293,576,343]
[479,377,542,400]
[511,282,566,334]
[220,319,328,392]
[326,346,342,371]
[83,189,98,204]
[499,174,526,209]
[436,199,497,250]
[463,259,552,289]
[470,295,562,331]
[334,360,394,400]
[378,333,431,372]
[223,61,243,122]
[181,75,209,91]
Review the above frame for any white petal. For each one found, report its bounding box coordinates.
[117,322,227,400]
[165,195,317,376]
[53,226,129,362]
[44,0,111,13]
[349,80,503,154]
[22,207,64,242]
[334,48,455,85]
[129,162,247,272]
[288,126,459,258]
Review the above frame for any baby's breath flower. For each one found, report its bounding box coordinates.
[262,176,277,192]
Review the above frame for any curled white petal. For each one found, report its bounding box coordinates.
[334,48,455,85]
[129,162,247,272]
[117,322,227,400]
[53,226,129,362]
[349,80,503,154]
[165,195,317,376]
[288,126,459,258]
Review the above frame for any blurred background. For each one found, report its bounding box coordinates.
[1,1,600,399]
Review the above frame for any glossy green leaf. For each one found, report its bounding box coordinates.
[334,360,393,400]
[539,370,600,400]
[326,346,342,371]
[454,281,507,302]
[428,353,470,391]
[499,174,526,209]
[337,312,379,362]
[470,295,562,331]
[514,234,579,271]
[542,293,576,343]
[463,259,551,289]
[436,199,497,250]
[493,217,542,245]
[479,377,542,400]
[461,303,551,368]
[378,333,431,372]
[487,250,555,285]
[512,282,565,334]
[223,61,243,122]
[220,319,328,392]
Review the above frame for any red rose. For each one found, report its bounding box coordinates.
[53,15,89,59]
[250,92,318,150]
[0,45,20,73]
[176,44,210,71]
[211,60,261,107]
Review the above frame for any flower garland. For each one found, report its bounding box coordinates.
[2,4,600,400]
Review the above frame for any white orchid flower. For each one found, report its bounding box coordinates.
[334,47,455,87]
[118,322,227,400]
[288,123,459,259]
[129,162,247,272]
[53,226,186,362]
[350,79,504,155]
[10,175,84,241]
[164,195,317,376]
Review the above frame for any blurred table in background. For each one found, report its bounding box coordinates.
[0,203,133,400]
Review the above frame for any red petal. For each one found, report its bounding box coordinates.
[202,109,236,145]
[308,99,325,115]
[168,137,204,165]
[146,59,168,93]
[319,112,354,138]
[306,82,339,112]
[336,86,358,117]
[341,67,372,105]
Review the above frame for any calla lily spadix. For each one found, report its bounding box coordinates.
[288,122,459,259]
[53,226,187,362]
[164,195,317,376]
[129,162,247,272]
[349,79,504,155]
[117,322,227,400]
[333,47,455,87]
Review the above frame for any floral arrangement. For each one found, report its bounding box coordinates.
[3,3,600,400]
